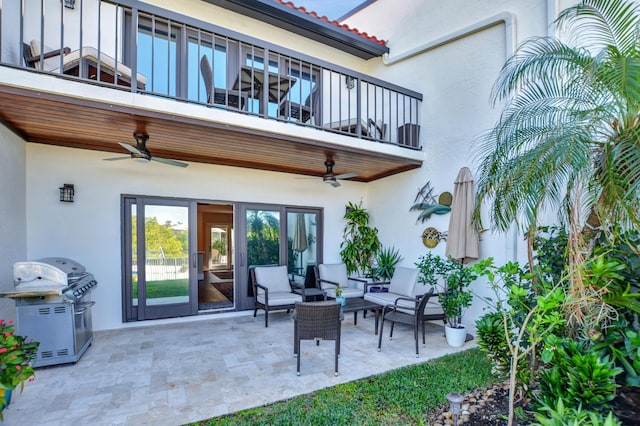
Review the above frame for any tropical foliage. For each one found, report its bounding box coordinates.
[371,246,402,281]
[246,210,280,267]
[475,0,640,241]
[339,202,381,276]
[473,1,640,424]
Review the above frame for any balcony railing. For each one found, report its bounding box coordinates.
[2,0,422,149]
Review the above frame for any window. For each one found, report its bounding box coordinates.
[137,16,178,97]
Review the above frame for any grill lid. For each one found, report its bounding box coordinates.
[14,257,86,287]
[1,257,95,300]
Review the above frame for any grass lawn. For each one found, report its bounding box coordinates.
[191,348,501,425]
[132,279,188,299]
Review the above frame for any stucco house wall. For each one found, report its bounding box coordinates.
[0,125,27,321]
[345,0,568,324]
[0,0,582,332]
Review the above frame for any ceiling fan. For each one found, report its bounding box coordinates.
[104,134,188,168]
[322,160,357,187]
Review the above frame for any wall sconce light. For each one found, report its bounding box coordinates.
[64,0,75,9]
[345,76,356,90]
[59,184,75,202]
[446,392,464,426]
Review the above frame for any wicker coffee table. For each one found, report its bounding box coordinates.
[341,297,382,334]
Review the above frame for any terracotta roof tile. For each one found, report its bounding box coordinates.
[274,0,386,46]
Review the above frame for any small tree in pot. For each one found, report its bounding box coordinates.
[438,259,476,329]
[415,253,477,346]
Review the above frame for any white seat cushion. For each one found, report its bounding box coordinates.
[325,286,364,299]
[387,267,419,297]
[318,263,348,289]
[254,265,292,294]
[256,291,302,306]
[364,292,414,309]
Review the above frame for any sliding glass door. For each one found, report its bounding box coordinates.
[235,204,322,310]
[123,197,198,321]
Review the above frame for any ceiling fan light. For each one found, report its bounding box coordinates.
[133,156,150,163]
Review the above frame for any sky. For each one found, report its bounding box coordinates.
[293,0,364,20]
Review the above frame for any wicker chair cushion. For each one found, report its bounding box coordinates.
[387,267,419,297]
[254,265,292,293]
[256,291,302,305]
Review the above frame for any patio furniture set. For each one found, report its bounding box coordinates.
[250,263,446,375]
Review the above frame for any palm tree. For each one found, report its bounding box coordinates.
[475,0,640,267]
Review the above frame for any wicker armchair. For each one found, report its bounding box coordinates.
[251,265,303,327]
[377,288,438,358]
[293,301,342,376]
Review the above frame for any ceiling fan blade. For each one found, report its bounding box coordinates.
[325,179,341,188]
[334,172,357,180]
[119,142,141,155]
[151,157,189,168]
[103,156,130,161]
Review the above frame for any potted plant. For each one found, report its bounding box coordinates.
[369,246,402,292]
[415,253,477,347]
[334,287,346,306]
[339,201,381,277]
[0,319,39,419]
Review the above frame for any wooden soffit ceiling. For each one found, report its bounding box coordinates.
[0,84,421,181]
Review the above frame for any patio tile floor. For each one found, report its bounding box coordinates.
[2,311,472,425]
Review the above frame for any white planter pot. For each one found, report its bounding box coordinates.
[445,325,467,347]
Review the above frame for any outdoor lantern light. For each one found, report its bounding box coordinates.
[64,0,76,9]
[59,184,75,202]
[345,76,356,90]
[446,392,464,426]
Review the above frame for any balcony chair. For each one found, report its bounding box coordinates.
[23,39,146,90]
[251,265,304,327]
[315,263,367,299]
[278,87,319,124]
[293,301,342,376]
[377,288,439,357]
[199,55,246,110]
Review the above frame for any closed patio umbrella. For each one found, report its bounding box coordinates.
[445,167,480,263]
[292,213,308,271]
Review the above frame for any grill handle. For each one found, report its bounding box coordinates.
[74,301,95,315]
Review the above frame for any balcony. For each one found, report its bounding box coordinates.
[0,0,423,181]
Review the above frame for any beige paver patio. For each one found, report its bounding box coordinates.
[2,310,472,425]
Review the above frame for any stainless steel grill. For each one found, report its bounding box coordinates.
[1,257,98,367]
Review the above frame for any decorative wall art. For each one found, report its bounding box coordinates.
[409,181,452,223]
[421,227,448,248]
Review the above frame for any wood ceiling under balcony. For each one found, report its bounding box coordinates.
[0,84,421,182]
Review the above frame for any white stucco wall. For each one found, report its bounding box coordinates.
[0,124,27,322]
[25,144,366,330]
[345,0,558,328]
[3,0,584,333]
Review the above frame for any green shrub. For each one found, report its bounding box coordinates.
[533,398,621,426]
[538,336,622,411]
[593,318,640,386]
[475,312,511,374]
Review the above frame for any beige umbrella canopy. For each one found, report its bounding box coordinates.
[292,213,308,271]
[445,167,480,263]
